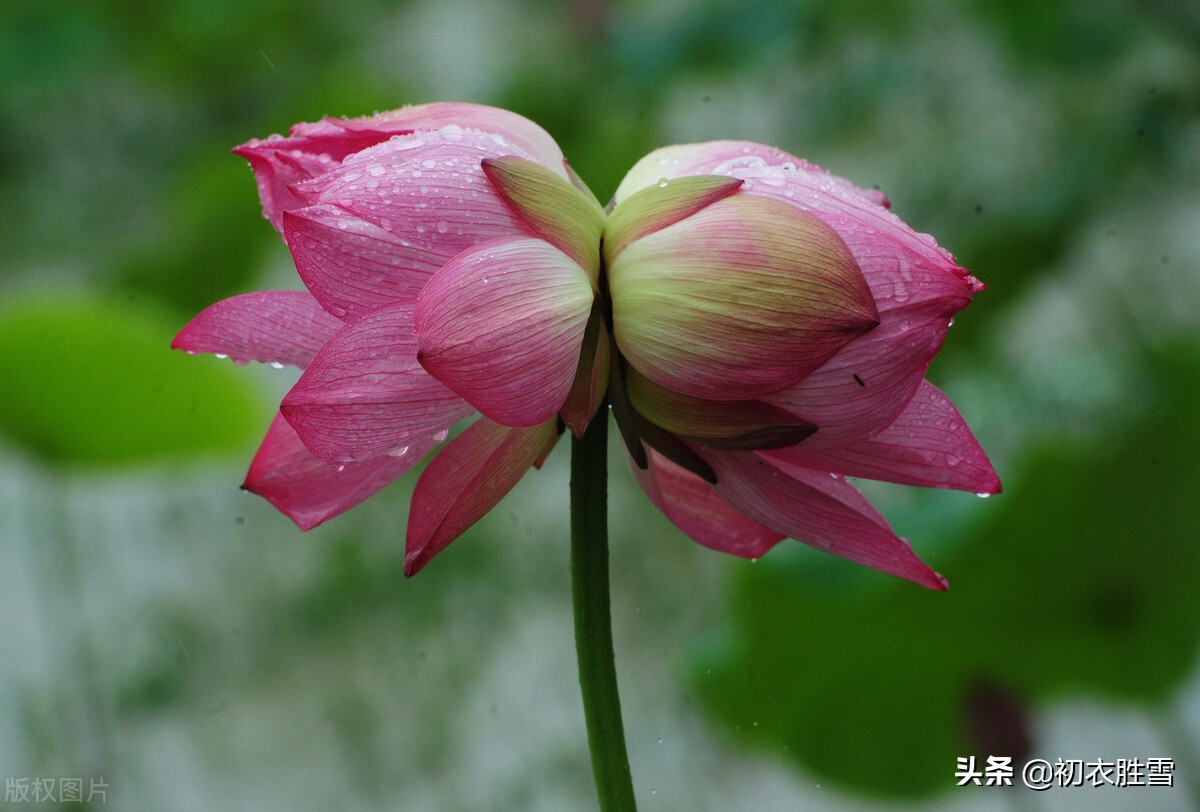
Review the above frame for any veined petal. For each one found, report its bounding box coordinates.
[701,449,947,589]
[405,418,559,575]
[765,380,1001,493]
[283,204,448,320]
[281,302,474,464]
[172,290,342,368]
[603,175,744,262]
[233,144,345,233]
[285,129,535,318]
[320,102,568,178]
[615,142,888,208]
[626,367,816,450]
[235,103,567,231]
[243,413,432,530]
[763,298,959,449]
[627,446,785,558]
[414,237,595,427]
[610,193,879,400]
[482,157,604,283]
[617,143,982,308]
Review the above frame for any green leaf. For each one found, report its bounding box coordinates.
[0,296,264,466]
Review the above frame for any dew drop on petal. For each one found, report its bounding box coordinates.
[975,492,992,499]
[335,465,346,472]
[432,429,449,442]
[657,177,669,188]
[214,353,229,360]
[387,445,410,458]
[436,220,449,233]
[269,361,284,369]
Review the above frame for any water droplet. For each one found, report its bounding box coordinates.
[387,446,410,458]
[436,220,449,233]
[214,353,229,360]
[432,429,449,442]
[657,737,663,744]
[421,158,437,169]
[416,223,427,233]
[657,177,669,188]
[975,492,992,499]
[335,465,346,472]
[749,557,758,564]
[269,361,284,369]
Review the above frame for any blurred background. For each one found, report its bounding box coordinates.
[3,0,1199,809]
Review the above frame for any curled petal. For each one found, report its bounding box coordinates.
[281,302,474,464]
[764,298,960,448]
[405,418,559,575]
[235,102,566,231]
[172,290,342,368]
[415,237,595,427]
[766,380,1001,494]
[701,449,948,590]
[233,141,361,234]
[627,446,785,559]
[482,157,605,282]
[244,413,432,530]
[610,193,879,400]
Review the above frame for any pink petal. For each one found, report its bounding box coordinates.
[284,130,536,319]
[235,103,566,233]
[627,447,785,558]
[700,448,947,590]
[282,204,448,320]
[615,142,888,209]
[312,103,567,178]
[766,380,1000,494]
[280,302,475,464]
[233,140,360,233]
[243,413,432,530]
[609,194,879,400]
[172,290,343,368]
[763,297,960,449]
[405,418,559,575]
[617,142,983,310]
[414,237,594,427]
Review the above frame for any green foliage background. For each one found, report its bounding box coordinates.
[1,1,1198,809]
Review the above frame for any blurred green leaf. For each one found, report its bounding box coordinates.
[0,296,264,466]
[695,343,1200,797]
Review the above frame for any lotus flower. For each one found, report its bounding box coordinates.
[175,103,998,589]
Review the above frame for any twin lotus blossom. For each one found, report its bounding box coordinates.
[175,102,999,589]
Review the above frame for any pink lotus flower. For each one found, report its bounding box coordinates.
[175,103,998,589]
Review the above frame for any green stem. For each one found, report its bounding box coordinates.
[571,412,638,811]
